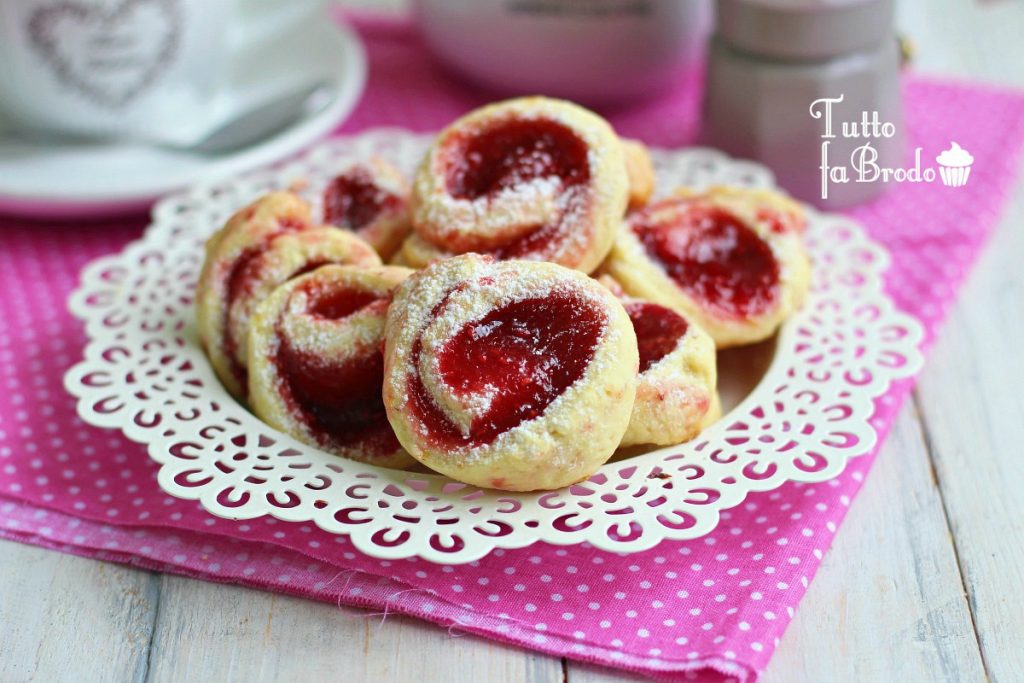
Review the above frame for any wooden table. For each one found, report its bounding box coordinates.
[2,1,1022,680]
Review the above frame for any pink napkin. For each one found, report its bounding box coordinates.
[2,16,1024,682]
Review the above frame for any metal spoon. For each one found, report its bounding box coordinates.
[186,80,335,155]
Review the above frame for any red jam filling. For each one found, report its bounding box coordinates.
[278,342,398,455]
[756,207,803,235]
[274,289,398,456]
[323,167,400,231]
[304,284,380,320]
[632,203,780,319]
[222,219,307,388]
[226,246,269,314]
[487,220,564,260]
[443,118,590,200]
[225,219,306,308]
[408,292,605,448]
[625,302,689,373]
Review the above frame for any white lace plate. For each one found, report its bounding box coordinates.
[64,130,925,564]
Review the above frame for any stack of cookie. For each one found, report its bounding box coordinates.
[195,97,811,491]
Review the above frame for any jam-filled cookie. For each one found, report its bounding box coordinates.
[322,158,412,260]
[383,254,639,491]
[603,187,811,348]
[248,265,415,468]
[599,277,719,447]
[196,192,381,399]
[408,96,629,273]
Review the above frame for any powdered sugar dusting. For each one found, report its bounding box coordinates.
[383,254,638,483]
[410,97,628,272]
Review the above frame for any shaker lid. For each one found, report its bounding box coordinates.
[716,0,894,60]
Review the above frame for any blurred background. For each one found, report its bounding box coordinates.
[2,0,1020,218]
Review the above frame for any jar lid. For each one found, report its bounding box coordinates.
[716,0,894,60]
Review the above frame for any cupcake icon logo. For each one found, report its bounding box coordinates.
[936,142,974,187]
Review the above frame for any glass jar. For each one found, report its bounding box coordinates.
[704,0,903,208]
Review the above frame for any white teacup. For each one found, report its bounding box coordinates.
[0,0,328,146]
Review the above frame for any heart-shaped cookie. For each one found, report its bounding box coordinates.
[27,0,181,109]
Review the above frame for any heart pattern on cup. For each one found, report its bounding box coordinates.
[27,0,182,109]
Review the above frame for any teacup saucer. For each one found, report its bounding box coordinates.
[0,21,366,219]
